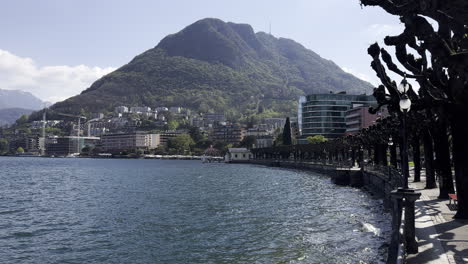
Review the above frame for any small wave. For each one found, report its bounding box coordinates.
[12,231,34,237]
[0,209,25,215]
[359,221,382,237]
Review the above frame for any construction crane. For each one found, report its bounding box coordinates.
[41,109,46,156]
[55,112,87,154]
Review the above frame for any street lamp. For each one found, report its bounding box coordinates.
[398,76,411,189]
[399,94,412,112]
[398,77,410,94]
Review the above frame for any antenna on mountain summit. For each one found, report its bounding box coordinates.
[269,22,271,35]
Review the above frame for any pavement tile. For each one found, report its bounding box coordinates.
[405,173,468,264]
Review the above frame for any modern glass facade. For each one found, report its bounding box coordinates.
[299,93,376,141]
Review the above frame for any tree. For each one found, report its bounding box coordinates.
[16,115,29,125]
[214,141,232,154]
[81,145,95,155]
[307,135,328,144]
[81,146,91,153]
[258,105,264,114]
[0,139,9,154]
[167,120,179,130]
[140,119,157,129]
[16,147,25,154]
[189,126,204,143]
[273,133,283,146]
[45,127,64,136]
[169,134,195,154]
[361,0,468,218]
[282,117,292,145]
[92,146,102,155]
[240,136,256,149]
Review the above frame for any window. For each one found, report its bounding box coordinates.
[243,154,245,158]
[235,154,238,158]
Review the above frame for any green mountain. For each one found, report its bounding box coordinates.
[35,18,372,120]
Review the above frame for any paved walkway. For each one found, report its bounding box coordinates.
[406,171,468,264]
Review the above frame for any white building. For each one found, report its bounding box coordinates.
[245,128,270,137]
[130,106,151,114]
[157,114,166,121]
[101,132,160,151]
[263,118,286,131]
[109,117,128,128]
[169,107,181,114]
[224,148,252,163]
[255,136,274,148]
[155,107,169,112]
[115,106,129,114]
[30,120,62,129]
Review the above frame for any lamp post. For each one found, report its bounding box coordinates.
[398,77,412,189]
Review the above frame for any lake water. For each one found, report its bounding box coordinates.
[0,157,390,263]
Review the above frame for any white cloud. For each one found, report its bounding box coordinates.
[342,67,378,86]
[0,49,116,103]
[363,23,405,42]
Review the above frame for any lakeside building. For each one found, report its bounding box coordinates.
[345,106,387,135]
[46,136,100,156]
[255,135,274,148]
[210,123,245,144]
[224,148,252,163]
[244,128,270,137]
[25,135,45,154]
[101,132,159,152]
[298,93,376,142]
[159,130,187,147]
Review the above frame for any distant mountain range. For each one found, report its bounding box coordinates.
[32,18,373,121]
[0,89,48,126]
[0,108,35,126]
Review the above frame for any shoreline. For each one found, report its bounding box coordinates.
[1,154,222,161]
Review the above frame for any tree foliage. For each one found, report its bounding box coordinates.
[239,135,256,149]
[307,135,328,144]
[361,0,468,219]
[16,115,29,125]
[167,120,179,130]
[16,147,25,153]
[0,138,8,154]
[189,126,204,142]
[282,117,292,145]
[168,134,195,154]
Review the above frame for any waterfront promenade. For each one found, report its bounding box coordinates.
[407,171,468,264]
[249,159,468,263]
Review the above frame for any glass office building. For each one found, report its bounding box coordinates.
[298,93,376,141]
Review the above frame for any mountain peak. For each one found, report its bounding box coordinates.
[39,18,372,121]
[157,18,269,67]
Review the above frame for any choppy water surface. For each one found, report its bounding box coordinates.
[0,157,390,263]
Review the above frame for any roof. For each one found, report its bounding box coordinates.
[228,148,251,153]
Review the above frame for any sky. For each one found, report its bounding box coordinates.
[0,0,404,103]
